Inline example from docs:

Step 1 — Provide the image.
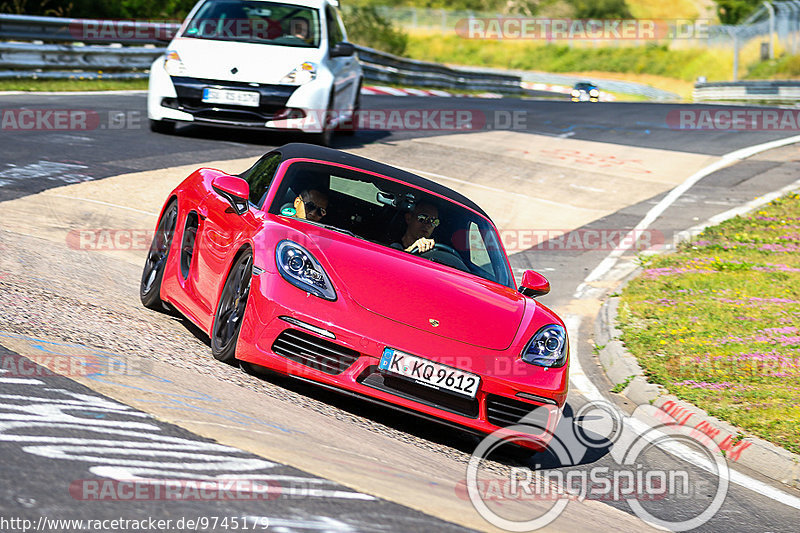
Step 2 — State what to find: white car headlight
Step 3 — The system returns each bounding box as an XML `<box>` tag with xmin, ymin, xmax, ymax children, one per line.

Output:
<box><xmin>589</xmin><ymin>89</ymin><xmax>599</xmax><ymax>97</ymax></box>
<box><xmin>281</xmin><ymin>62</ymin><xmax>317</xmax><ymax>85</ymax></box>
<box><xmin>163</xmin><ymin>50</ymin><xmax>187</xmax><ymax>76</ymax></box>
<box><xmin>571</xmin><ymin>90</ymin><xmax>580</xmax><ymax>97</ymax></box>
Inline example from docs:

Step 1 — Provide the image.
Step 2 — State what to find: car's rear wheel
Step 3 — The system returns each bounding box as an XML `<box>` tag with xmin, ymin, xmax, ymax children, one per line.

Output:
<box><xmin>211</xmin><ymin>251</ymin><xmax>253</xmax><ymax>364</ymax></box>
<box><xmin>140</xmin><ymin>200</ymin><xmax>178</xmax><ymax>310</ymax></box>
<box><xmin>149</xmin><ymin>119</ymin><xmax>175</xmax><ymax>134</ymax></box>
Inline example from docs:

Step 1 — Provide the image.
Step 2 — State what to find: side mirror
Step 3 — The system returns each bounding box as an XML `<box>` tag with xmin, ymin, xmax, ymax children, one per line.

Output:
<box><xmin>330</xmin><ymin>42</ymin><xmax>355</xmax><ymax>58</ymax></box>
<box><xmin>212</xmin><ymin>175</ymin><xmax>250</xmax><ymax>215</ymax></box>
<box><xmin>518</xmin><ymin>270</ymin><xmax>550</xmax><ymax>298</ymax></box>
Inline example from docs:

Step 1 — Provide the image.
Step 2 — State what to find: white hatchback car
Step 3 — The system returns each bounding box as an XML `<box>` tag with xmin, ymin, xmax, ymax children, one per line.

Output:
<box><xmin>147</xmin><ymin>0</ymin><xmax>362</xmax><ymax>145</ymax></box>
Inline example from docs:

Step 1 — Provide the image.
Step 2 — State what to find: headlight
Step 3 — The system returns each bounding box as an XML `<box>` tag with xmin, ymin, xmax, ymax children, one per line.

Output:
<box><xmin>281</xmin><ymin>62</ymin><xmax>317</xmax><ymax>85</ymax></box>
<box><xmin>589</xmin><ymin>89</ymin><xmax>599</xmax><ymax>97</ymax></box>
<box><xmin>163</xmin><ymin>50</ymin><xmax>187</xmax><ymax>76</ymax></box>
<box><xmin>571</xmin><ymin>90</ymin><xmax>580</xmax><ymax>97</ymax></box>
<box><xmin>275</xmin><ymin>240</ymin><xmax>336</xmax><ymax>300</ymax></box>
<box><xmin>521</xmin><ymin>324</ymin><xmax>568</xmax><ymax>368</ymax></box>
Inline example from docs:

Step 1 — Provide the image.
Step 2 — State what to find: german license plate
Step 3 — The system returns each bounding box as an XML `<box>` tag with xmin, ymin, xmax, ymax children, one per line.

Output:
<box><xmin>379</xmin><ymin>347</ymin><xmax>480</xmax><ymax>398</ymax></box>
<box><xmin>202</xmin><ymin>88</ymin><xmax>260</xmax><ymax>107</ymax></box>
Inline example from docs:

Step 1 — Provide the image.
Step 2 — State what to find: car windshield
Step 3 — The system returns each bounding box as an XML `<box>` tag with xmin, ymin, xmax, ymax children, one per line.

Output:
<box><xmin>264</xmin><ymin>161</ymin><xmax>514</xmax><ymax>288</ymax></box>
<box><xmin>575</xmin><ymin>83</ymin><xmax>595</xmax><ymax>90</ymax></box>
<box><xmin>182</xmin><ymin>0</ymin><xmax>321</xmax><ymax>48</ymax></box>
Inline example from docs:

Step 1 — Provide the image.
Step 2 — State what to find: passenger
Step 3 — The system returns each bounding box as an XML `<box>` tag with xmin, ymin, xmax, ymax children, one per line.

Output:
<box><xmin>392</xmin><ymin>202</ymin><xmax>439</xmax><ymax>253</ymax></box>
<box><xmin>293</xmin><ymin>188</ymin><xmax>328</xmax><ymax>222</ymax></box>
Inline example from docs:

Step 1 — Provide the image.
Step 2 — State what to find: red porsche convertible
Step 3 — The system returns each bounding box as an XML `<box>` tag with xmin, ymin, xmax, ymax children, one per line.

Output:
<box><xmin>141</xmin><ymin>144</ymin><xmax>569</xmax><ymax>450</ymax></box>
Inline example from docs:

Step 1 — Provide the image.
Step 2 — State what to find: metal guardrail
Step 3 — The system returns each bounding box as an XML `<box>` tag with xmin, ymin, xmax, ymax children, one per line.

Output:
<box><xmin>694</xmin><ymin>81</ymin><xmax>800</xmax><ymax>102</ymax></box>
<box><xmin>0</xmin><ymin>13</ymin><xmax>522</xmax><ymax>93</ymax></box>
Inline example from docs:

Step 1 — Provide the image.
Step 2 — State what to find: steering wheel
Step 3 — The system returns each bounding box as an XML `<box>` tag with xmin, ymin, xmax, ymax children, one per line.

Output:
<box><xmin>408</xmin><ymin>242</ymin><xmax>458</xmax><ymax>255</ymax></box>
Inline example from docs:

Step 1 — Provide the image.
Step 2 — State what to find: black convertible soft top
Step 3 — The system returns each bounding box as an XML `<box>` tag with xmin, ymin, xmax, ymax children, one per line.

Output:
<box><xmin>272</xmin><ymin>143</ymin><xmax>490</xmax><ymax>219</ymax></box>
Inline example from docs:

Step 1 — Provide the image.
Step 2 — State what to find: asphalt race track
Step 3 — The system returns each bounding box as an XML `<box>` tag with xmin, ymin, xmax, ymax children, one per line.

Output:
<box><xmin>1</xmin><ymin>91</ymin><xmax>800</xmax><ymax>532</ymax></box>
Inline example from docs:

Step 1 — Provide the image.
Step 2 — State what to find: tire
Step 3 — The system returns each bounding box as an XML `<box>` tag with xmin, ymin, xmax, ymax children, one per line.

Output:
<box><xmin>211</xmin><ymin>251</ymin><xmax>253</xmax><ymax>364</ymax></box>
<box><xmin>309</xmin><ymin>94</ymin><xmax>334</xmax><ymax>147</ymax></box>
<box><xmin>341</xmin><ymin>80</ymin><xmax>361</xmax><ymax>136</ymax></box>
<box><xmin>140</xmin><ymin>200</ymin><xmax>178</xmax><ymax>310</ymax></box>
<box><xmin>149</xmin><ymin>119</ymin><xmax>175</xmax><ymax>134</ymax></box>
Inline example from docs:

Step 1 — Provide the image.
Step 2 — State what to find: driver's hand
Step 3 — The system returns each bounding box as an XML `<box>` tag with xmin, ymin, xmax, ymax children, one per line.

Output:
<box><xmin>407</xmin><ymin>237</ymin><xmax>434</xmax><ymax>253</ymax></box>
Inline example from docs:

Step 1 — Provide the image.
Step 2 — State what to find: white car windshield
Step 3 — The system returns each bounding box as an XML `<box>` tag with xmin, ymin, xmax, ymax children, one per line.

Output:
<box><xmin>264</xmin><ymin>161</ymin><xmax>515</xmax><ymax>289</ymax></box>
<box><xmin>183</xmin><ymin>0</ymin><xmax>321</xmax><ymax>48</ymax></box>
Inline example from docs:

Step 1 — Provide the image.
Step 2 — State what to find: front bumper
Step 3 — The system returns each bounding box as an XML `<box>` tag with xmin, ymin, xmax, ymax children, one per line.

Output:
<box><xmin>159</xmin><ymin>76</ymin><xmax>299</xmax><ymax>128</ymax></box>
<box><xmin>236</xmin><ymin>272</ymin><xmax>568</xmax><ymax>449</ymax></box>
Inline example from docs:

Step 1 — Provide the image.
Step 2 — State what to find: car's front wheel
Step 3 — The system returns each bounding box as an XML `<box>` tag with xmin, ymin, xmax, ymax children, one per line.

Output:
<box><xmin>309</xmin><ymin>94</ymin><xmax>335</xmax><ymax>147</ymax></box>
<box><xmin>140</xmin><ymin>200</ymin><xmax>178</xmax><ymax>310</ymax></box>
<box><xmin>211</xmin><ymin>251</ymin><xmax>253</xmax><ymax>364</ymax></box>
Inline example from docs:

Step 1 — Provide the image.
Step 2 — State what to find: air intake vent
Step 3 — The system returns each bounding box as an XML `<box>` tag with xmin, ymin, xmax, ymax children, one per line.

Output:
<box><xmin>485</xmin><ymin>394</ymin><xmax>550</xmax><ymax>432</ymax></box>
<box><xmin>359</xmin><ymin>368</ymin><xmax>479</xmax><ymax>418</ymax></box>
<box><xmin>271</xmin><ymin>329</ymin><xmax>360</xmax><ymax>375</ymax></box>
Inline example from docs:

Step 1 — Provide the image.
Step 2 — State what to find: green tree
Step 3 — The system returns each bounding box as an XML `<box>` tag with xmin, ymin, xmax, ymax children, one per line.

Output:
<box><xmin>568</xmin><ymin>0</ymin><xmax>632</xmax><ymax>19</ymax></box>
<box><xmin>342</xmin><ymin>5</ymin><xmax>408</xmax><ymax>55</ymax></box>
<box><xmin>713</xmin><ymin>0</ymin><xmax>762</xmax><ymax>24</ymax></box>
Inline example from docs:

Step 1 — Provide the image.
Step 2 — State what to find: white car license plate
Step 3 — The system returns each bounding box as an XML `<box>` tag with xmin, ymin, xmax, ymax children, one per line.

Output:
<box><xmin>379</xmin><ymin>348</ymin><xmax>480</xmax><ymax>398</ymax></box>
<box><xmin>202</xmin><ymin>88</ymin><xmax>260</xmax><ymax>107</ymax></box>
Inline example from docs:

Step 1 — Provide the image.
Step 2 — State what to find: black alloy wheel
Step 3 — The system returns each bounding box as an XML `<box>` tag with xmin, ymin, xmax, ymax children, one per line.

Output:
<box><xmin>211</xmin><ymin>251</ymin><xmax>253</xmax><ymax>363</ymax></box>
<box><xmin>140</xmin><ymin>201</ymin><xmax>178</xmax><ymax>310</ymax></box>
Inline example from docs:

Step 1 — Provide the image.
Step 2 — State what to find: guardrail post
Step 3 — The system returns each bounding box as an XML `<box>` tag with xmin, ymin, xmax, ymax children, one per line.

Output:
<box><xmin>764</xmin><ymin>1</ymin><xmax>776</xmax><ymax>58</ymax></box>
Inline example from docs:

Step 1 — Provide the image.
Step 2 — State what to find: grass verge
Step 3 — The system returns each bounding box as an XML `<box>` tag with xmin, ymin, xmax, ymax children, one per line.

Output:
<box><xmin>0</xmin><ymin>79</ymin><xmax>148</xmax><ymax>92</ymax></box>
<box><xmin>405</xmin><ymin>33</ymin><xmax>732</xmax><ymax>82</ymax></box>
<box><xmin>617</xmin><ymin>192</ymin><xmax>800</xmax><ymax>455</ymax></box>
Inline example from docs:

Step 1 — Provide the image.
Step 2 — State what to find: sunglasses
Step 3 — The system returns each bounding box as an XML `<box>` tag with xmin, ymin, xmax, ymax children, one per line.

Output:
<box><xmin>416</xmin><ymin>214</ymin><xmax>440</xmax><ymax>227</ymax></box>
<box><xmin>304</xmin><ymin>201</ymin><xmax>326</xmax><ymax>217</ymax></box>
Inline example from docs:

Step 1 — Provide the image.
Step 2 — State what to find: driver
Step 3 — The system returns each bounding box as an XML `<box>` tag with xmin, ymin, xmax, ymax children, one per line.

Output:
<box><xmin>392</xmin><ymin>202</ymin><xmax>439</xmax><ymax>253</ymax></box>
<box><xmin>293</xmin><ymin>188</ymin><xmax>328</xmax><ymax>222</ymax></box>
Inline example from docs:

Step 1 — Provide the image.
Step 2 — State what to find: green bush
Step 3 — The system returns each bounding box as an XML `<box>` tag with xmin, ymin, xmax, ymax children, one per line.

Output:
<box><xmin>568</xmin><ymin>0</ymin><xmax>632</xmax><ymax>19</ymax></box>
<box><xmin>341</xmin><ymin>5</ymin><xmax>409</xmax><ymax>56</ymax></box>
<box><xmin>406</xmin><ymin>34</ymin><xmax>730</xmax><ymax>81</ymax></box>
<box><xmin>713</xmin><ymin>0</ymin><xmax>761</xmax><ymax>24</ymax></box>
<box><xmin>745</xmin><ymin>54</ymin><xmax>800</xmax><ymax>79</ymax></box>
<box><xmin>0</xmin><ymin>0</ymin><xmax>197</xmax><ymax>18</ymax></box>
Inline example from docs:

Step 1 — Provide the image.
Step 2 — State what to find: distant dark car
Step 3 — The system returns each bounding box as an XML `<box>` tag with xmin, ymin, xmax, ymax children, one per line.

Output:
<box><xmin>571</xmin><ymin>82</ymin><xmax>599</xmax><ymax>102</ymax></box>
